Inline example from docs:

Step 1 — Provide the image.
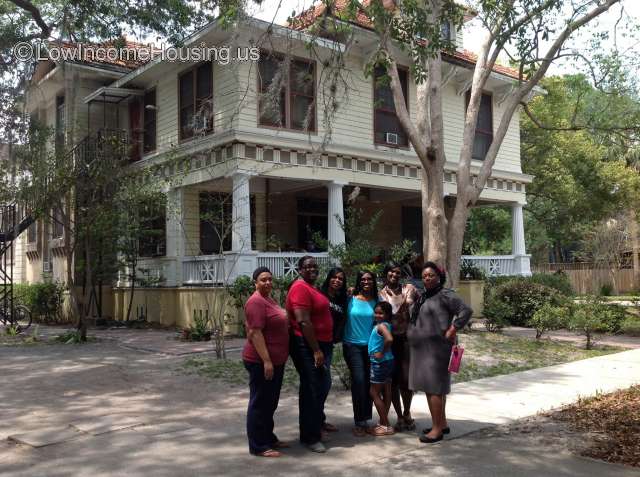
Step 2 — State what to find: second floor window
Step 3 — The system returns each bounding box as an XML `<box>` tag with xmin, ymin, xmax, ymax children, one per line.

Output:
<box><xmin>143</xmin><ymin>89</ymin><xmax>157</xmax><ymax>153</ymax></box>
<box><xmin>55</xmin><ymin>96</ymin><xmax>65</xmax><ymax>152</ymax></box>
<box><xmin>27</xmin><ymin>221</ymin><xmax>37</xmax><ymax>244</ymax></box>
<box><xmin>258</xmin><ymin>53</ymin><xmax>316</xmax><ymax>131</ymax></box>
<box><xmin>466</xmin><ymin>91</ymin><xmax>493</xmax><ymax>160</ymax></box>
<box><xmin>52</xmin><ymin>206</ymin><xmax>64</xmax><ymax>239</ymax></box>
<box><xmin>374</xmin><ymin>66</ymin><xmax>409</xmax><ymax>147</ymax></box>
<box><xmin>179</xmin><ymin>62</ymin><xmax>213</xmax><ymax>141</ymax></box>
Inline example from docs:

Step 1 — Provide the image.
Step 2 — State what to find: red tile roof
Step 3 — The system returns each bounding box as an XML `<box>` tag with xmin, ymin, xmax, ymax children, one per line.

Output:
<box><xmin>288</xmin><ymin>1</ymin><xmax>520</xmax><ymax>80</ymax></box>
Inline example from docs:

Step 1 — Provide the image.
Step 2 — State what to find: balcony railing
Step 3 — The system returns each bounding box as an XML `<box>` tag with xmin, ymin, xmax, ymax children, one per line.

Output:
<box><xmin>461</xmin><ymin>255</ymin><xmax>518</xmax><ymax>277</ymax></box>
<box><xmin>256</xmin><ymin>253</ymin><xmax>331</xmax><ymax>279</ymax></box>
<box><xmin>183</xmin><ymin>256</ymin><xmax>226</xmax><ymax>285</ymax></box>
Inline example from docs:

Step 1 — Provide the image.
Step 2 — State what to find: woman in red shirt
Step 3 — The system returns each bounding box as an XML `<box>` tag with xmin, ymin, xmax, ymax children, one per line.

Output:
<box><xmin>243</xmin><ymin>266</ymin><xmax>290</xmax><ymax>457</ymax></box>
<box><xmin>286</xmin><ymin>255</ymin><xmax>333</xmax><ymax>453</ymax></box>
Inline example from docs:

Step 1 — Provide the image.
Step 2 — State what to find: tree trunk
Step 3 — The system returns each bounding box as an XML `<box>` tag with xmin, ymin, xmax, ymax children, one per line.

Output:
<box><xmin>446</xmin><ymin>198</ymin><xmax>471</xmax><ymax>288</ymax></box>
<box><xmin>126</xmin><ymin>257</ymin><xmax>137</xmax><ymax>321</ymax></box>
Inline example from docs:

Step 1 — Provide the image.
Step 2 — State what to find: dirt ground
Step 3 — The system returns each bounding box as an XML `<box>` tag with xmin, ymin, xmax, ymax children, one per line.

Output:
<box><xmin>2</xmin><ymin>329</ymin><xmax>639</xmax><ymax>476</ymax></box>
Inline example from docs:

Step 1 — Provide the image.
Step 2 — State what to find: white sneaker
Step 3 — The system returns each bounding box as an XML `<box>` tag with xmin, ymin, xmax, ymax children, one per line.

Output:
<box><xmin>306</xmin><ymin>441</ymin><xmax>327</xmax><ymax>453</ymax></box>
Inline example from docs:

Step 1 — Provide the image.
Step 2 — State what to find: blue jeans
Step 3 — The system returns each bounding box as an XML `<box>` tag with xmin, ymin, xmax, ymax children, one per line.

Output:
<box><xmin>244</xmin><ymin>361</ymin><xmax>285</xmax><ymax>454</ymax></box>
<box><xmin>342</xmin><ymin>342</ymin><xmax>372</xmax><ymax>425</ymax></box>
<box><xmin>290</xmin><ymin>335</ymin><xmax>333</xmax><ymax>444</ymax></box>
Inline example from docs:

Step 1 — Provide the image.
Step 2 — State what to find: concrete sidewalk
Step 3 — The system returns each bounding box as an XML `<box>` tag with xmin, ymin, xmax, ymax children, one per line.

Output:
<box><xmin>2</xmin><ymin>342</ymin><xmax>639</xmax><ymax>476</ymax></box>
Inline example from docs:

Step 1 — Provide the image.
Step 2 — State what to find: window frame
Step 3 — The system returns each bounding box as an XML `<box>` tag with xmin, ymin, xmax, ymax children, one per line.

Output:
<box><xmin>178</xmin><ymin>61</ymin><xmax>214</xmax><ymax>142</ymax></box>
<box><xmin>465</xmin><ymin>90</ymin><xmax>494</xmax><ymax>161</ymax></box>
<box><xmin>257</xmin><ymin>51</ymin><xmax>317</xmax><ymax>133</ymax></box>
<box><xmin>142</xmin><ymin>88</ymin><xmax>157</xmax><ymax>154</ymax></box>
<box><xmin>373</xmin><ymin>65</ymin><xmax>410</xmax><ymax>148</ymax></box>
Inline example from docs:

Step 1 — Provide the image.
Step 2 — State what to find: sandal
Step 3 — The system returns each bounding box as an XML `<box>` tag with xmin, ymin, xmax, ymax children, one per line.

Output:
<box><xmin>255</xmin><ymin>449</ymin><xmax>282</xmax><ymax>457</ymax></box>
<box><xmin>368</xmin><ymin>424</ymin><xmax>395</xmax><ymax>436</ymax></box>
<box><xmin>272</xmin><ymin>441</ymin><xmax>290</xmax><ymax>449</ymax></box>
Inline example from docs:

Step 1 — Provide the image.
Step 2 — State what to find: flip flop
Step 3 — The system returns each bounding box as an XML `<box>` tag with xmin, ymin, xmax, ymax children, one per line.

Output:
<box><xmin>255</xmin><ymin>449</ymin><xmax>282</xmax><ymax>457</ymax></box>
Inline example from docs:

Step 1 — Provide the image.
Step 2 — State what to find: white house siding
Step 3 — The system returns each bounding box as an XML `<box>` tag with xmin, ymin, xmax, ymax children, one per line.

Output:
<box><xmin>182</xmin><ymin>188</ymin><xmax>201</xmax><ymax>256</ymax></box>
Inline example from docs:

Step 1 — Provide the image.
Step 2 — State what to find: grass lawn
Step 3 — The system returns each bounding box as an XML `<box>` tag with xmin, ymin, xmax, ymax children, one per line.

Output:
<box><xmin>181</xmin><ymin>330</ymin><xmax>623</xmax><ymax>390</ymax></box>
<box><xmin>551</xmin><ymin>385</ymin><xmax>640</xmax><ymax>468</ymax></box>
<box><xmin>453</xmin><ymin>330</ymin><xmax>621</xmax><ymax>383</ymax></box>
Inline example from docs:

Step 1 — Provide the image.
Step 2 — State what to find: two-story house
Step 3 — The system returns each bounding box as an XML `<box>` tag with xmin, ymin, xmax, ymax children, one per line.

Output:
<box><xmin>20</xmin><ymin>6</ymin><xmax>533</xmax><ymax>327</ymax></box>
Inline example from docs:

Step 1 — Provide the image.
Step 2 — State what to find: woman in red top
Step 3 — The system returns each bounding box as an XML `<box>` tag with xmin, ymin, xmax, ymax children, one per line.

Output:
<box><xmin>243</xmin><ymin>266</ymin><xmax>290</xmax><ymax>457</ymax></box>
<box><xmin>286</xmin><ymin>255</ymin><xmax>333</xmax><ymax>453</ymax></box>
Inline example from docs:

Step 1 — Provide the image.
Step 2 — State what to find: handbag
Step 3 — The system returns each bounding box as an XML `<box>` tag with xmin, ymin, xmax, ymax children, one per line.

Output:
<box><xmin>448</xmin><ymin>344</ymin><xmax>464</xmax><ymax>373</ymax></box>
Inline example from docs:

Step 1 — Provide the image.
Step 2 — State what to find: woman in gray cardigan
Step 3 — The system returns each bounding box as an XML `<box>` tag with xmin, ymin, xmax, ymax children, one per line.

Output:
<box><xmin>407</xmin><ymin>261</ymin><xmax>473</xmax><ymax>444</ymax></box>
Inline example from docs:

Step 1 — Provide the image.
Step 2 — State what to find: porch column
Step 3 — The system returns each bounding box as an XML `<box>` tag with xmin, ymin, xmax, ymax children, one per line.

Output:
<box><xmin>252</xmin><ymin>178</ymin><xmax>267</xmax><ymax>252</ymax></box>
<box><xmin>165</xmin><ymin>187</ymin><xmax>185</xmax><ymax>286</ymax></box>
<box><xmin>229</xmin><ymin>170</ymin><xmax>257</xmax><ymax>281</ymax></box>
<box><xmin>327</xmin><ymin>181</ymin><xmax>346</xmax><ymax>247</ymax></box>
<box><xmin>511</xmin><ymin>202</ymin><xmax>532</xmax><ymax>276</ymax></box>
<box><xmin>232</xmin><ymin>171</ymin><xmax>252</xmax><ymax>252</ymax></box>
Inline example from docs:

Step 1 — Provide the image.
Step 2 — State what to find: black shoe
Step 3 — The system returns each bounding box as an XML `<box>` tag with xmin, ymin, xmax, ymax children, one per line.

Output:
<box><xmin>422</xmin><ymin>427</ymin><xmax>450</xmax><ymax>435</ymax></box>
<box><xmin>419</xmin><ymin>433</ymin><xmax>444</xmax><ymax>444</ymax></box>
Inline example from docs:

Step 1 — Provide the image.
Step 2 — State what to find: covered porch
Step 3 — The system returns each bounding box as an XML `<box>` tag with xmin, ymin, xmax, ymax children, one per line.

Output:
<box><xmin>119</xmin><ymin>169</ymin><xmax>531</xmax><ymax>287</ymax></box>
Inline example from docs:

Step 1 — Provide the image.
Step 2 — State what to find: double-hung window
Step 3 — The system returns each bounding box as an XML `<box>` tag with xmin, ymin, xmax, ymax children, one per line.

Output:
<box><xmin>373</xmin><ymin>66</ymin><xmax>409</xmax><ymax>147</ymax></box>
<box><xmin>466</xmin><ymin>91</ymin><xmax>493</xmax><ymax>160</ymax></box>
<box><xmin>179</xmin><ymin>62</ymin><xmax>213</xmax><ymax>141</ymax></box>
<box><xmin>258</xmin><ymin>53</ymin><xmax>316</xmax><ymax>131</ymax></box>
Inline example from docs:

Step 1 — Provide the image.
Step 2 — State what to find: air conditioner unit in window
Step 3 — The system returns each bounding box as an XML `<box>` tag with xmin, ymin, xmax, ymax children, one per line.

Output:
<box><xmin>386</xmin><ymin>132</ymin><xmax>399</xmax><ymax>145</ymax></box>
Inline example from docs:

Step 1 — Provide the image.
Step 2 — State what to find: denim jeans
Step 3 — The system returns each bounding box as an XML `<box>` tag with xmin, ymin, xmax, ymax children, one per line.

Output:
<box><xmin>321</xmin><ymin>343</ymin><xmax>334</xmax><ymax>426</ymax></box>
<box><xmin>290</xmin><ymin>335</ymin><xmax>333</xmax><ymax>444</ymax></box>
<box><xmin>342</xmin><ymin>341</ymin><xmax>372</xmax><ymax>425</ymax></box>
<box><xmin>244</xmin><ymin>361</ymin><xmax>285</xmax><ymax>454</ymax></box>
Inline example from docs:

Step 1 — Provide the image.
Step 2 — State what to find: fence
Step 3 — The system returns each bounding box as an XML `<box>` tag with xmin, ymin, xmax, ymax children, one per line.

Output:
<box><xmin>532</xmin><ymin>263</ymin><xmax>638</xmax><ymax>295</ymax></box>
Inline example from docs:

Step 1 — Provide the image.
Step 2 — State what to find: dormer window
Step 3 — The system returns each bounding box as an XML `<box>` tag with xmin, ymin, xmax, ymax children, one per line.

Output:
<box><xmin>373</xmin><ymin>65</ymin><xmax>409</xmax><ymax>147</ymax></box>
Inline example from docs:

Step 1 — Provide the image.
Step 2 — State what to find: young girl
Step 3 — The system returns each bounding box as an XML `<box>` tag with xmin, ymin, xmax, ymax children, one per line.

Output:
<box><xmin>367</xmin><ymin>301</ymin><xmax>395</xmax><ymax>436</ymax></box>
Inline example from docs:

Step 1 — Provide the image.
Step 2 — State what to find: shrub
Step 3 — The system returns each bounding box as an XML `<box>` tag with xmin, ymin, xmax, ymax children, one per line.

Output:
<box><xmin>567</xmin><ymin>296</ymin><xmax>624</xmax><ymax>349</ymax></box>
<box><xmin>530</xmin><ymin>272</ymin><xmax>574</xmax><ymax>296</ymax></box>
<box><xmin>530</xmin><ymin>304</ymin><xmax>570</xmax><ymax>339</ymax></box>
<box><xmin>599</xmin><ymin>283</ymin><xmax>613</xmax><ymax>296</ymax></box>
<box><xmin>490</xmin><ymin>279</ymin><xmax>567</xmax><ymax>327</ymax></box>
<box><xmin>14</xmin><ymin>281</ymin><xmax>65</xmax><ymax>323</ymax></box>
<box><xmin>273</xmin><ymin>275</ymin><xmax>295</xmax><ymax>308</ymax></box>
<box><xmin>226</xmin><ymin>275</ymin><xmax>254</xmax><ymax>309</ymax></box>
<box><xmin>482</xmin><ymin>294</ymin><xmax>512</xmax><ymax>332</ymax></box>
<box><xmin>621</xmin><ymin>316</ymin><xmax>640</xmax><ymax>336</ymax></box>
<box><xmin>460</xmin><ymin>261</ymin><xmax>486</xmax><ymax>281</ymax></box>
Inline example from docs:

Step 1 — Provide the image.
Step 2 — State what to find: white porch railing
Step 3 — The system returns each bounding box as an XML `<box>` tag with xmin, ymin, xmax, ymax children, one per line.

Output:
<box><xmin>461</xmin><ymin>255</ymin><xmax>521</xmax><ymax>277</ymax></box>
<box><xmin>256</xmin><ymin>253</ymin><xmax>331</xmax><ymax>279</ymax></box>
<box><xmin>182</xmin><ymin>256</ymin><xmax>226</xmax><ymax>285</ymax></box>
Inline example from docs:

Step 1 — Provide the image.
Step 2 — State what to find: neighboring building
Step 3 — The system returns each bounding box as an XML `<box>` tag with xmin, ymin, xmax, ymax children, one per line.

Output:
<box><xmin>20</xmin><ymin>7</ymin><xmax>534</xmax><ymax>326</ymax></box>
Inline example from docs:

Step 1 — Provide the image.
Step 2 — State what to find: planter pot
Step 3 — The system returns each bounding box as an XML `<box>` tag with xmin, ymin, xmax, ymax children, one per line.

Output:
<box><xmin>456</xmin><ymin>280</ymin><xmax>485</xmax><ymax>318</ymax></box>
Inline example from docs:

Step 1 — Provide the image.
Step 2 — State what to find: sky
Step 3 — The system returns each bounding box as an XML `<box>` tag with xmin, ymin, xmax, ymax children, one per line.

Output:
<box><xmin>246</xmin><ymin>0</ymin><xmax>640</xmax><ymax>76</ymax></box>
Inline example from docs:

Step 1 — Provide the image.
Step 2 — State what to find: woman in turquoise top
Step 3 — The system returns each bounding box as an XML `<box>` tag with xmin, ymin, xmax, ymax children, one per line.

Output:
<box><xmin>342</xmin><ymin>270</ymin><xmax>378</xmax><ymax>436</ymax></box>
